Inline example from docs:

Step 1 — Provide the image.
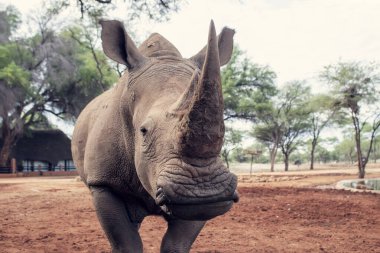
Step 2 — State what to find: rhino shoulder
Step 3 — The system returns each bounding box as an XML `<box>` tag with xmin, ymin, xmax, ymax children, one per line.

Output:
<box><xmin>72</xmin><ymin>88</ymin><xmax>120</xmax><ymax>180</ymax></box>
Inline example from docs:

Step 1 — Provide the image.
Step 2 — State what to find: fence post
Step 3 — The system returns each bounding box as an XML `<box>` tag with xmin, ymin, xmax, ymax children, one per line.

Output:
<box><xmin>11</xmin><ymin>158</ymin><xmax>16</xmax><ymax>174</ymax></box>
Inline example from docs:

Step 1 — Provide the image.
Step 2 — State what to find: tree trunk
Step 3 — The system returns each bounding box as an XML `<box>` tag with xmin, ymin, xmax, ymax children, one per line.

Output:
<box><xmin>250</xmin><ymin>155</ymin><xmax>254</xmax><ymax>176</ymax></box>
<box><xmin>352</xmin><ymin>114</ymin><xmax>365</xmax><ymax>178</ymax></box>
<box><xmin>0</xmin><ymin>133</ymin><xmax>16</xmax><ymax>167</ymax></box>
<box><xmin>269</xmin><ymin>145</ymin><xmax>278</xmax><ymax>172</ymax></box>
<box><xmin>284</xmin><ymin>153</ymin><xmax>289</xmax><ymax>172</ymax></box>
<box><xmin>373</xmin><ymin>138</ymin><xmax>377</xmax><ymax>163</ymax></box>
<box><xmin>225</xmin><ymin>157</ymin><xmax>229</xmax><ymax>169</ymax></box>
<box><xmin>310</xmin><ymin>138</ymin><xmax>317</xmax><ymax>170</ymax></box>
<box><xmin>222</xmin><ymin>150</ymin><xmax>230</xmax><ymax>169</ymax></box>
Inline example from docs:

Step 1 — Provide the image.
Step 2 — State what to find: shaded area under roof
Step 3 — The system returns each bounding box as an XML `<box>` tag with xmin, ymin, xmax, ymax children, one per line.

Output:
<box><xmin>0</xmin><ymin>129</ymin><xmax>72</xmax><ymax>166</ymax></box>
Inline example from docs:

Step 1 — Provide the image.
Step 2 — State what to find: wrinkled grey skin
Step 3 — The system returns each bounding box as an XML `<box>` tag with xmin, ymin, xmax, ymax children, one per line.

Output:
<box><xmin>71</xmin><ymin>20</ymin><xmax>238</xmax><ymax>253</ymax></box>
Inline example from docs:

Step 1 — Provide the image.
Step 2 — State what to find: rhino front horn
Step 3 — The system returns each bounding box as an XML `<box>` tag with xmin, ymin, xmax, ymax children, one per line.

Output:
<box><xmin>178</xmin><ymin>20</ymin><xmax>225</xmax><ymax>159</ymax></box>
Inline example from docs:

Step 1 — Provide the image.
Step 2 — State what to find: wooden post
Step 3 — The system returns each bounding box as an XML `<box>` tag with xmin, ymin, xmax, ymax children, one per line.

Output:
<box><xmin>11</xmin><ymin>158</ymin><xmax>16</xmax><ymax>174</ymax></box>
<box><xmin>244</xmin><ymin>149</ymin><xmax>263</xmax><ymax>176</ymax></box>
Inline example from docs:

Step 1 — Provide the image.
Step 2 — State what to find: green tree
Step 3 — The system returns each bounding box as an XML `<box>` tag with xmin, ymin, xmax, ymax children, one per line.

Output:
<box><xmin>307</xmin><ymin>137</ymin><xmax>339</xmax><ymax>164</ymax></box>
<box><xmin>361</xmin><ymin>123</ymin><xmax>380</xmax><ymax>163</ymax></box>
<box><xmin>222</xmin><ymin>46</ymin><xmax>277</xmax><ymax>120</ymax></box>
<box><xmin>278</xmin><ymin>81</ymin><xmax>311</xmax><ymax>171</ymax></box>
<box><xmin>221</xmin><ymin>46</ymin><xmax>278</xmax><ymax>171</ymax></box>
<box><xmin>221</xmin><ymin>126</ymin><xmax>243</xmax><ymax>169</ymax></box>
<box><xmin>253</xmin><ymin>81</ymin><xmax>311</xmax><ymax>172</ymax></box>
<box><xmin>333</xmin><ymin>137</ymin><xmax>356</xmax><ymax>163</ymax></box>
<box><xmin>252</xmin><ymin>81</ymin><xmax>310</xmax><ymax>171</ymax></box>
<box><xmin>314</xmin><ymin>145</ymin><xmax>332</xmax><ymax>163</ymax></box>
<box><xmin>76</xmin><ymin>0</ymin><xmax>184</xmax><ymax>21</ymax></box>
<box><xmin>253</xmin><ymin>117</ymin><xmax>282</xmax><ymax>172</ymax></box>
<box><xmin>0</xmin><ymin>4</ymin><xmax>117</xmax><ymax>166</ymax></box>
<box><xmin>306</xmin><ymin>94</ymin><xmax>338</xmax><ymax>170</ymax></box>
<box><xmin>371</xmin><ymin>135</ymin><xmax>380</xmax><ymax>163</ymax></box>
<box><xmin>0</xmin><ymin>5</ymin><xmax>21</xmax><ymax>42</ymax></box>
<box><xmin>321</xmin><ymin>61</ymin><xmax>380</xmax><ymax>178</ymax></box>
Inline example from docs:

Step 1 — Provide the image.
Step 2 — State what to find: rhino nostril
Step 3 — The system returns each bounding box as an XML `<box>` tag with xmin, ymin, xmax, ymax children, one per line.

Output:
<box><xmin>233</xmin><ymin>191</ymin><xmax>239</xmax><ymax>203</ymax></box>
<box><xmin>155</xmin><ymin>187</ymin><xmax>168</xmax><ymax>206</ymax></box>
<box><xmin>156</xmin><ymin>187</ymin><xmax>163</xmax><ymax>197</ymax></box>
<box><xmin>161</xmin><ymin>204</ymin><xmax>171</xmax><ymax>215</ymax></box>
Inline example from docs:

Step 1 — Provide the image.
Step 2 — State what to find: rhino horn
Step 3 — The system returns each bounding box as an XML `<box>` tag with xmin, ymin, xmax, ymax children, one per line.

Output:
<box><xmin>177</xmin><ymin>20</ymin><xmax>225</xmax><ymax>159</ymax></box>
<box><xmin>99</xmin><ymin>20</ymin><xmax>146</xmax><ymax>70</ymax></box>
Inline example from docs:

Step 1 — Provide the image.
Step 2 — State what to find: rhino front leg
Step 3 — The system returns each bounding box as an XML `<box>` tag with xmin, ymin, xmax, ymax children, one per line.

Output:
<box><xmin>160</xmin><ymin>219</ymin><xmax>206</xmax><ymax>253</ymax></box>
<box><xmin>90</xmin><ymin>186</ymin><xmax>143</xmax><ymax>253</ymax></box>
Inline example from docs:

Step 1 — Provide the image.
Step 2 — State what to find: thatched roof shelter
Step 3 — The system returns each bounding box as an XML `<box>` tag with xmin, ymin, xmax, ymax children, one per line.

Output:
<box><xmin>1</xmin><ymin>129</ymin><xmax>72</xmax><ymax>167</ymax></box>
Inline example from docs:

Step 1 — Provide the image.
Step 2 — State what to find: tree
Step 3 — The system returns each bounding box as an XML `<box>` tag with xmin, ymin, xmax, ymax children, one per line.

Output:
<box><xmin>76</xmin><ymin>0</ymin><xmax>184</xmax><ymax>21</ymax></box>
<box><xmin>371</xmin><ymin>135</ymin><xmax>380</xmax><ymax>163</ymax></box>
<box><xmin>253</xmin><ymin>81</ymin><xmax>311</xmax><ymax>172</ymax></box>
<box><xmin>253</xmin><ymin>117</ymin><xmax>283</xmax><ymax>172</ymax></box>
<box><xmin>277</xmin><ymin>81</ymin><xmax>311</xmax><ymax>171</ymax></box>
<box><xmin>321</xmin><ymin>61</ymin><xmax>380</xmax><ymax>178</ymax></box>
<box><xmin>221</xmin><ymin>126</ymin><xmax>243</xmax><ymax>169</ymax></box>
<box><xmin>361</xmin><ymin>123</ymin><xmax>380</xmax><ymax>163</ymax></box>
<box><xmin>313</xmin><ymin>145</ymin><xmax>329</xmax><ymax>164</ymax></box>
<box><xmin>221</xmin><ymin>46</ymin><xmax>277</xmax><ymax>121</ymax></box>
<box><xmin>308</xmin><ymin>137</ymin><xmax>339</xmax><ymax>164</ymax></box>
<box><xmin>306</xmin><ymin>94</ymin><xmax>337</xmax><ymax>170</ymax></box>
<box><xmin>0</xmin><ymin>5</ymin><xmax>21</xmax><ymax>43</ymax></box>
<box><xmin>0</xmin><ymin>4</ymin><xmax>117</xmax><ymax>166</ymax></box>
<box><xmin>333</xmin><ymin>137</ymin><xmax>356</xmax><ymax>163</ymax></box>
<box><xmin>221</xmin><ymin>46</ymin><xmax>277</xmax><ymax>171</ymax></box>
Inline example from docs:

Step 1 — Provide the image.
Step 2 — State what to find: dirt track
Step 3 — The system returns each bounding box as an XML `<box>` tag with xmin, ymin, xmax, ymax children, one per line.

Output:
<box><xmin>0</xmin><ymin>175</ymin><xmax>379</xmax><ymax>253</ymax></box>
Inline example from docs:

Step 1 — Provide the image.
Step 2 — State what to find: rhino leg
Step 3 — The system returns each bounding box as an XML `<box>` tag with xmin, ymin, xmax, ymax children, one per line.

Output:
<box><xmin>90</xmin><ymin>186</ymin><xmax>143</xmax><ymax>253</ymax></box>
<box><xmin>160</xmin><ymin>219</ymin><xmax>206</xmax><ymax>253</ymax></box>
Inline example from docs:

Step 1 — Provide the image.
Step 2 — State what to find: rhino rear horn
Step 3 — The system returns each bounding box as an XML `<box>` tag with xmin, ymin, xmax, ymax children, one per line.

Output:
<box><xmin>190</xmin><ymin>25</ymin><xmax>235</xmax><ymax>68</ymax></box>
<box><xmin>99</xmin><ymin>20</ymin><xmax>146</xmax><ymax>70</ymax></box>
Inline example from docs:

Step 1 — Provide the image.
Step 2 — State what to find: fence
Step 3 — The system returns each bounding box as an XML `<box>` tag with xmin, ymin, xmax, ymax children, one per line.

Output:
<box><xmin>0</xmin><ymin>166</ymin><xmax>12</xmax><ymax>174</ymax></box>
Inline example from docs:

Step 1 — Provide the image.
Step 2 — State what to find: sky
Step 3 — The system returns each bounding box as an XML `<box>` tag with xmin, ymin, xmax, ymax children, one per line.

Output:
<box><xmin>122</xmin><ymin>0</ymin><xmax>380</xmax><ymax>87</ymax></box>
<box><xmin>1</xmin><ymin>0</ymin><xmax>380</xmax><ymax>137</ymax></box>
<box><xmin>2</xmin><ymin>0</ymin><xmax>380</xmax><ymax>87</ymax></box>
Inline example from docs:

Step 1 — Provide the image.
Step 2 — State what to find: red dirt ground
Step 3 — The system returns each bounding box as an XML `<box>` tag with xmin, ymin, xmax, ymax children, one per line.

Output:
<box><xmin>0</xmin><ymin>175</ymin><xmax>379</xmax><ymax>253</ymax></box>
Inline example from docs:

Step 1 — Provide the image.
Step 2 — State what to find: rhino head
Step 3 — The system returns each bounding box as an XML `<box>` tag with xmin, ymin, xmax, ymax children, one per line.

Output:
<box><xmin>99</xmin><ymin>20</ymin><xmax>238</xmax><ymax>220</ymax></box>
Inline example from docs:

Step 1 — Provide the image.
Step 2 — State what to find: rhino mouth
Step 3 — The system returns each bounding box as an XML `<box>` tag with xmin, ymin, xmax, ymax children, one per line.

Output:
<box><xmin>155</xmin><ymin>187</ymin><xmax>239</xmax><ymax>206</ymax></box>
<box><xmin>157</xmin><ymin>189</ymin><xmax>239</xmax><ymax>220</ymax></box>
<box><xmin>160</xmin><ymin>199</ymin><xmax>236</xmax><ymax>221</ymax></box>
<box><xmin>155</xmin><ymin>158</ymin><xmax>239</xmax><ymax>220</ymax></box>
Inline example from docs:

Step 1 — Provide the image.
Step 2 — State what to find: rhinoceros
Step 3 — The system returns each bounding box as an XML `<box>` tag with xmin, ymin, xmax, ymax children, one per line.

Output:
<box><xmin>71</xmin><ymin>19</ymin><xmax>238</xmax><ymax>253</ymax></box>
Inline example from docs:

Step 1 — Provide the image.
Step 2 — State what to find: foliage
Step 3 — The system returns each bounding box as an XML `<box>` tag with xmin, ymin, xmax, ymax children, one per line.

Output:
<box><xmin>305</xmin><ymin>93</ymin><xmax>337</xmax><ymax>169</ymax></box>
<box><xmin>252</xmin><ymin>102</ymin><xmax>282</xmax><ymax>171</ymax></box>
<box><xmin>76</xmin><ymin>0</ymin><xmax>184</xmax><ymax>21</ymax></box>
<box><xmin>333</xmin><ymin>137</ymin><xmax>356</xmax><ymax>163</ymax></box>
<box><xmin>321</xmin><ymin>61</ymin><xmax>380</xmax><ymax>178</ymax></box>
<box><xmin>252</xmin><ymin>81</ymin><xmax>311</xmax><ymax>171</ymax></box>
<box><xmin>222</xmin><ymin>46</ymin><xmax>277</xmax><ymax>120</ymax></box>
<box><xmin>277</xmin><ymin>81</ymin><xmax>312</xmax><ymax>171</ymax></box>
<box><xmin>0</xmin><ymin>4</ymin><xmax>117</xmax><ymax>166</ymax></box>
<box><xmin>0</xmin><ymin>6</ymin><xmax>21</xmax><ymax>42</ymax></box>
<box><xmin>0</xmin><ymin>61</ymin><xmax>30</xmax><ymax>89</ymax></box>
<box><xmin>221</xmin><ymin>126</ymin><xmax>243</xmax><ymax>168</ymax></box>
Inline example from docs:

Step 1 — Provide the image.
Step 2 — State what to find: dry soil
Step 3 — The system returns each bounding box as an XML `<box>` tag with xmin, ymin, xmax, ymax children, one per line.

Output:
<box><xmin>0</xmin><ymin>172</ymin><xmax>379</xmax><ymax>253</ymax></box>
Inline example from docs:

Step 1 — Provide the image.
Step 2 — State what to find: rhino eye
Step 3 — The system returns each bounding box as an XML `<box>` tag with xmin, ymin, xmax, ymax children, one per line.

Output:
<box><xmin>140</xmin><ymin>127</ymin><xmax>148</xmax><ymax>136</ymax></box>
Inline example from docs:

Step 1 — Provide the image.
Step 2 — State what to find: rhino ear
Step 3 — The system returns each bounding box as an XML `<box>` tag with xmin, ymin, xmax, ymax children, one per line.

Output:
<box><xmin>190</xmin><ymin>26</ymin><xmax>235</xmax><ymax>68</ymax></box>
<box><xmin>99</xmin><ymin>20</ymin><xmax>146</xmax><ymax>69</ymax></box>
